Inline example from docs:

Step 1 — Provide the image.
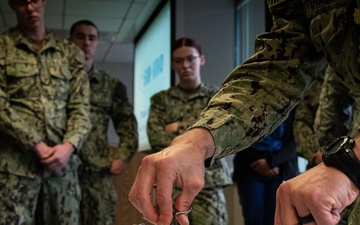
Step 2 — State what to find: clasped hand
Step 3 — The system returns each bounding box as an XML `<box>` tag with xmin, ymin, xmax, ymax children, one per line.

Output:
<box><xmin>35</xmin><ymin>141</ymin><xmax>74</xmax><ymax>172</ymax></box>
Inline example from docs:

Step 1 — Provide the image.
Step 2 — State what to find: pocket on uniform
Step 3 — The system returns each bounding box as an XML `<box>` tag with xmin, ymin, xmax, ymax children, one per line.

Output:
<box><xmin>6</xmin><ymin>62</ymin><xmax>38</xmax><ymax>97</ymax></box>
<box><xmin>309</xmin><ymin>5</ymin><xmax>347</xmax><ymax>51</ymax></box>
<box><xmin>45</xmin><ymin>59</ymin><xmax>72</xmax><ymax>99</ymax></box>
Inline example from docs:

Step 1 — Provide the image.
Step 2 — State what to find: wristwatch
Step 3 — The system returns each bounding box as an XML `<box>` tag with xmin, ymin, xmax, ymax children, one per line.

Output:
<box><xmin>322</xmin><ymin>136</ymin><xmax>360</xmax><ymax>189</ymax></box>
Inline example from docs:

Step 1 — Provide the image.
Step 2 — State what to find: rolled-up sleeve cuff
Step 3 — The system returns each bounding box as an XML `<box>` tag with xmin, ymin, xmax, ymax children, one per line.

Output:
<box><xmin>188</xmin><ymin>108</ymin><xmax>247</xmax><ymax>167</ymax></box>
<box><xmin>64</xmin><ymin>136</ymin><xmax>81</xmax><ymax>153</ymax></box>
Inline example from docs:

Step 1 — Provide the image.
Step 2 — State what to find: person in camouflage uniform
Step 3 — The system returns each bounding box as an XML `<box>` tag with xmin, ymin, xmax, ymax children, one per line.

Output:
<box><xmin>69</xmin><ymin>20</ymin><xmax>138</xmax><ymax>225</ymax></box>
<box><xmin>292</xmin><ymin>68</ymin><xmax>325</xmax><ymax>168</ymax></box>
<box><xmin>146</xmin><ymin>37</ymin><xmax>232</xmax><ymax>225</ymax></box>
<box><xmin>129</xmin><ymin>1</ymin><xmax>360</xmax><ymax>224</ymax></box>
<box><xmin>314</xmin><ymin>66</ymin><xmax>359</xmax><ymax>147</ymax></box>
<box><xmin>294</xmin><ymin>65</ymin><xmax>357</xmax><ymax>225</ymax></box>
<box><xmin>0</xmin><ymin>0</ymin><xmax>91</xmax><ymax>224</ymax></box>
<box><xmin>313</xmin><ymin>66</ymin><xmax>360</xmax><ymax>225</ymax></box>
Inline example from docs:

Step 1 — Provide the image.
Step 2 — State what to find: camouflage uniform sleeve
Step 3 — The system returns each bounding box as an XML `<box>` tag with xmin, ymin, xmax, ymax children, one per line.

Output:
<box><xmin>314</xmin><ymin>66</ymin><xmax>354</xmax><ymax>148</ymax></box>
<box><xmin>0</xmin><ymin>37</ymin><xmax>43</xmax><ymax>150</ymax></box>
<box><xmin>147</xmin><ymin>92</ymin><xmax>177</xmax><ymax>152</ymax></box>
<box><xmin>189</xmin><ymin>0</ymin><xmax>327</xmax><ymax>165</ymax></box>
<box><xmin>292</xmin><ymin>69</ymin><xmax>325</xmax><ymax>162</ymax></box>
<box><xmin>178</xmin><ymin>119</ymin><xmax>199</xmax><ymax>135</ymax></box>
<box><xmin>111</xmin><ymin>81</ymin><xmax>138</xmax><ymax>162</ymax></box>
<box><xmin>62</xmin><ymin>43</ymin><xmax>92</xmax><ymax>150</ymax></box>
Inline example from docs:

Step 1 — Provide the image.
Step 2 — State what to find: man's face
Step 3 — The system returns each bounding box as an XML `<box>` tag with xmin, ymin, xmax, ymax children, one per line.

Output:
<box><xmin>9</xmin><ymin>0</ymin><xmax>46</xmax><ymax>31</ymax></box>
<box><xmin>69</xmin><ymin>24</ymin><xmax>99</xmax><ymax>61</ymax></box>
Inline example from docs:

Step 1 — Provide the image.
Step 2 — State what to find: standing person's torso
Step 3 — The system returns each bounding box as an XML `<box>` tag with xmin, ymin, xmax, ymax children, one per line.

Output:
<box><xmin>79</xmin><ymin>68</ymin><xmax>119</xmax><ymax>171</ymax></box>
<box><xmin>151</xmin><ymin>84</ymin><xmax>233</xmax><ymax>187</ymax></box>
<box><xmin>0</xmin><ymin>28</ymin><xmax>86</xmax><ymax>178</ymax></box>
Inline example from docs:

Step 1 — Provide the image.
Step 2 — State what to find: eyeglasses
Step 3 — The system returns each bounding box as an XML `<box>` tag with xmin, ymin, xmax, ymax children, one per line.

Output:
<box><xmin>11</xmin><ymin>0</ymin><xmax>44</xmax><ymax>9</ymax></box>
<box><xmin>173</xmin><ymin>55</ymin><xmax>198</xmax><ymax>66</ymax></box>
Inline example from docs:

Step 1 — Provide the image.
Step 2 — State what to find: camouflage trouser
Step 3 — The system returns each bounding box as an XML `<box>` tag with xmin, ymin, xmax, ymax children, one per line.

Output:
<box><xmin>173</xmin><ymin>187</ymin><xmax>228</xmax><ymax>225</ymax></box>
<box><xmin>78</xmin><ymin>171</ymin><xmax>117</xmax><ymax>225</ymax></box>
<box><xmin>0</xmin><ymin>169</ymin><xmax>81</xmax><ymax>225</ymax></box>
<box><xmin>348</xmin><ymin>197</ymin><xmax>360</xmax><ymax>225</ymax></box>
<box><xmin>335</xmin><ymin>200</ymin><xmax>355</xmax><ymax>225</ymax></box>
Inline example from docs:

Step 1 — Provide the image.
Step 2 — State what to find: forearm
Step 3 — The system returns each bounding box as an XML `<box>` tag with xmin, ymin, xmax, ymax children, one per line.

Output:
<box><xmin>63</xmin><ymin>55</ymin><xmax>91</xmax><ymax>150</ymax></box>
<box><xmin>190</xmin><ymin>2</ymin><xmax>326</xmax><ymax>165</ymax></box>
<box><xmin>147</xmin><ymin>127</ymin><xmax>177</xmax><ymax>152</ymax></box>
<box><xmin>147</xmin><ymin>105</ymin><xmax>177</xmax><ymax>151</ymax></box>
<box><xmin>0</xmin><ymin>68</ymin><xmax>42</xmax><ymax>149</ymax></box>
<box><xmin>0</xmin><ymin>96</ymin><xmax>43</xmax><ymax>150</ymax></box>
<box><xmin>171</xmin><ymin>128</ymin><xmax>215</xmax><ymax>160</ymax></box>
<box><xmin>116</xmin><ymin>121</ymin><xmax>139</xmax><ymax>162</ymax></box>
<box><xmin>314</xmin><ymin>69</ymin><xmax>353</xmax><ymax>147</ymax></box>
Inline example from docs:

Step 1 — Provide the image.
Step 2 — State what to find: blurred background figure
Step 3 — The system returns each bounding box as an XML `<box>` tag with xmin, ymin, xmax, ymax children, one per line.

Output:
<box><xmin>69</xmin><ymin>20</ymin><xmax>138</xmax><ymax>225</ymax></box>
<box><xmin>146</xmin><ymin>37</ymin><xmax>233</xmax><ymax>225</ymax></box>
<box><xmin>293</xmin><ymin>68</ymin><xmax>325</xmax><ymax>169</ymax></box>
<box><xmin>0</xmin><ymin>0</ymin><xmax>91</xmax><ymax>224</ymax></box>
<box><xmin>233</xmin><ymin>109</ymin><xmax>299</xmax><ymax>225</ymax></box>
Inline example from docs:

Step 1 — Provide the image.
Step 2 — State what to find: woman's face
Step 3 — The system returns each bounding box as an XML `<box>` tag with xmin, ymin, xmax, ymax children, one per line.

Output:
<box><xmin>171</xmin><ymin>46</ymin><xmax>205</xmax><ymax>83</ymax></box>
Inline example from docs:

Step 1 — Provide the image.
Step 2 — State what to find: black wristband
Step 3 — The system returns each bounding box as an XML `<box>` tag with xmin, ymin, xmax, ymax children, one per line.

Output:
<box><xmin>323</xmin><ymin>136</ymin><xmax>360</xmax><ymax>189</ymax></box>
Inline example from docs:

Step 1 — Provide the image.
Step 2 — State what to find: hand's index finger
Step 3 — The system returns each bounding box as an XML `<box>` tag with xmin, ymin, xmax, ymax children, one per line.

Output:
<box><xmin>154</xmin><ymin>156</ymin><xmax>179</xmax><ymax>225</ymax></box>
<box><xmin>129</xmin><ymin>156</ymin><xmax>160</xmax><ymax>224</ymax></box>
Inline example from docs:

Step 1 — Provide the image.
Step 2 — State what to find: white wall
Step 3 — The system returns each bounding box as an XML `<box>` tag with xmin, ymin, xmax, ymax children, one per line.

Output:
<box><xmin>175</xmin><ymin>0</ymin><xmax>235</xmax><ymax>87</ymax></box>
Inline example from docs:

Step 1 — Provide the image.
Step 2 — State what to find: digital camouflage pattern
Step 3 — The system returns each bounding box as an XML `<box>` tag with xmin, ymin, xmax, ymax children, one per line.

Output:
<box><xmin>187</xmin><ymin>1</ymin><xmax>360</xmax><ymax>224</ymax></box>
<box><xmin>78</xmin><ymin>68</ymin><xmax>138</xmax><ymax>224</ymax></box>
<box><xmin>147</xmin><ymin>83</ymin><xmax>232</xmax><ymax>225</ymax></box>
<box><xmin>79</xmin><ymin>68</ymin><xmax>138</xmax><ymax>172</ymax></box>
<box><xmin>79</xmin><ymin>172</ymin><xmax>117</xmax><ymax>225</ymax></box>
<box><xmin>172</xmin><ymin>187</ymin><xmax>227</xmax><ymax>225</ymax></box>
<box><xmin>0</xmin><ymin>28</ymin><xmax>91</xmax><ymax>224</ymax></box>
<box><xmin>294</xmin><ymin>65</ymin><xmax>359</xmax><ymax>224</ymax></box>
<box><xmin>292</xmin><ymin>68</ymin><xmax>325</xmax><ymax>163</ymax></box>
<box><xmin>313</xmin><ymin>66</ymin><xmax>360</xmax><ymax>224</ymax></box>
<box><xmin>189</xmin><ymin>0</ymin><xmax>360</xmax><ymax>168</ymax></box>
<box><xmin>314</xmin><ymin>66</ymin><xmax>360</xmax><ymax>147</ymax></box>
<box><xmin>0</xmin><ymin>169</ymin><xmax>82</xmax><ymax>225</ymax></box>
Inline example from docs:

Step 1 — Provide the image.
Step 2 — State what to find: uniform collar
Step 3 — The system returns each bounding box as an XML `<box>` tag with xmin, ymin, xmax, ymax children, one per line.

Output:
<box><xmin>10</xmin><ymin>27</ymin><xmax>61</xmax><ymax>52</ymax></box>
<box><xmin>169</xmin><ymin>83</ymin><xmax>208</xmax><ymax>99</ymax></box>
<box><xmin>88</xmin><ymin>66</ymin><xmax>102</xmax><ymax>83</ymax></box>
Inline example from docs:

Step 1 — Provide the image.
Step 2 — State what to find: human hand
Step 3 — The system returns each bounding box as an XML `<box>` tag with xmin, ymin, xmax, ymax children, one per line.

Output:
<box><xmin>41</xmin><ymin>142</ymin><xmax>74</xmax><ymax>172</ymax></box>
<box><xmin>275</xmin><ymin>163</ymin><xmax>359</xmax><ymax>225</ymax></box>
<box><xmin>35</xmin><ymin>141</ymin><xmax>54</xmax><ymax>159</ymax></box>
<box><xmin>128</xmin><ymin>128</ymin><xmax>215</xmax><ymax>225</ymax></box>
<box><xmin>110</xmin><ymin>159</ymin><xmax>127</xmax><ymax>175</ymax></box>
<box><xmin>165</xmin><ymin>122</ymin><xmax>179</xmax><ymax>133</ymax></box>
<box><xmin>267</xmin><ymin>167</ymin><xmax>280</xmax><ymax>177</ymax></box>
<box><xmin>250</xmin><ymin>158</ymin><xmax>278</xmax><ymax>177</ymax></box>
<box><xmin>313</xmin><ymin>149</ymin><xmax>323</xmax><ymax>165</ymax></box>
